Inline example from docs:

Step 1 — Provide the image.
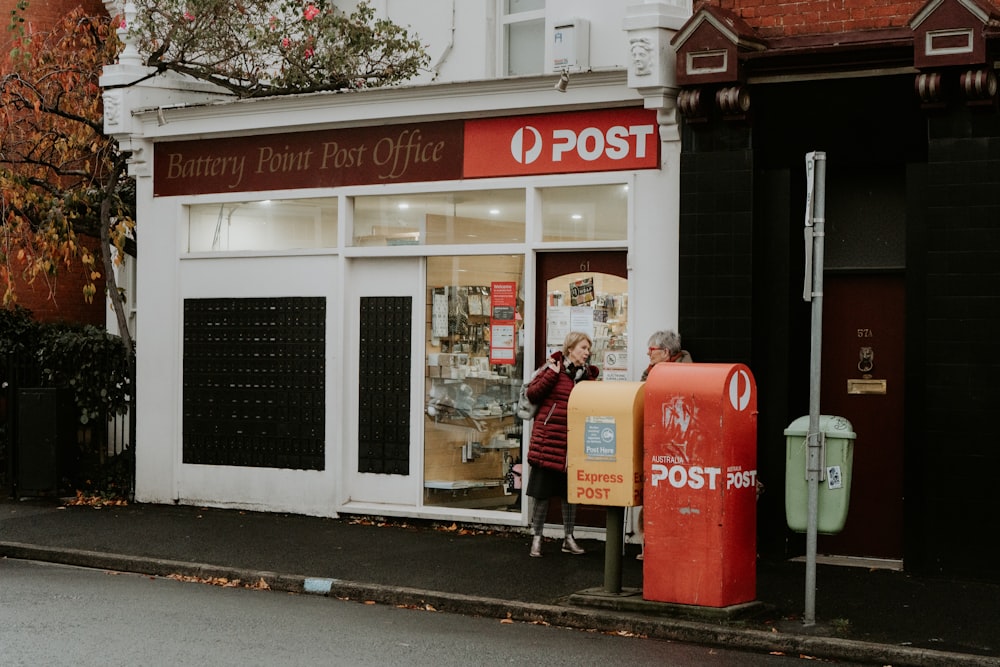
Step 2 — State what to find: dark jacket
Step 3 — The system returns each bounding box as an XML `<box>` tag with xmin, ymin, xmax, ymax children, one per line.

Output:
<box><xmin>526</xmin><ymin>350</ymin><xmax>600</xmax><ymax>472</ymax></box>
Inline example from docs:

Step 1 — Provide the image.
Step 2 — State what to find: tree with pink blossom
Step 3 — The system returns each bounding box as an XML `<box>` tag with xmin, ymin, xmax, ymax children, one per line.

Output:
<box><xmin>129</xmin><ymin>0</ymin><xmax>429</xmax><ymax>98</ymax></box>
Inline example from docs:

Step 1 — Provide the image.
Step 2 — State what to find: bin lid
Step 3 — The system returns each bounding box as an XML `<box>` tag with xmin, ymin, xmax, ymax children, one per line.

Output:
<box><xmin>783</xmin><ymin>414</ymin><xmax>856</xmax><ymax>439</ymax></box>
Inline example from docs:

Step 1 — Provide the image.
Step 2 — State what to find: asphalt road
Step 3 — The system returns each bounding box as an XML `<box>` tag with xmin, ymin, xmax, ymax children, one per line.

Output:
<box><xmin>0</xmin><ymin>559</ymin><xmax>857</xmax><ymax>666</ymax></box>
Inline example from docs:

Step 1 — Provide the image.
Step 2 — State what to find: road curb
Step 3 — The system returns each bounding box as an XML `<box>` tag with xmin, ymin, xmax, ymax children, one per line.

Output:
<box><xmin>2</xmin><ymin>542</ymin><xmax>996</xmax><ymax>667</ymax></box>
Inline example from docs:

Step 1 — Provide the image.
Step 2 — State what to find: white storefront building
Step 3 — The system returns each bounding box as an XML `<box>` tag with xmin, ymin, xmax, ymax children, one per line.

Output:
<box><xmin>102</xmin><ymin>0</ymin><xmax>690</xmax><ymax>531</ymax></box>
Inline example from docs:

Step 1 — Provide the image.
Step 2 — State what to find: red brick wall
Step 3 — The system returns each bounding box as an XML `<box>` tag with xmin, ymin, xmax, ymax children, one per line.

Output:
<box><xmin>1</xmin><ymin>1</ymin><xmax>110</xmax><ymax>66</ymax></box>
<box><xmin>709</xmin><ymin>0</ymin><xmax>927</xmax><ymax>38</ymax></box>
<box><xmin>0</xmin><ymin>0</ymin><xmax>108</xmax><ymax>29</ymax></box>
<box><xmin>10</xmin><ymin>236</ymin><xmax>109</xmax><ymax>327</ymax></box>
<box><xmin>1</xmin><ymin>1</ymin><xmax>110</xmax><ymax>326</ymax></box>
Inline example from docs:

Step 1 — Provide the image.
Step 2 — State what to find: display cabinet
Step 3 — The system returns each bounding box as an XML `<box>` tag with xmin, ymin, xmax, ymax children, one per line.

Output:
<box><xmin>424</xmin><ymin>282</ymin><xmax>518</xmax><ymax>508</ymax></box>
<box><xmin>423</xmin><ymin>371</ymin><xmax>522</xmax><ymax>509</ymax></box>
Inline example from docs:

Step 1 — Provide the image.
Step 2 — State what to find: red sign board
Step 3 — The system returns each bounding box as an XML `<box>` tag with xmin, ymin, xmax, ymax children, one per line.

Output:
<box><xmin>153</xmin><ymin>109</ymin><xmax>661</xmax><ymax>196</ymax></box>
<box><xmin>154</xmin><ymin>121</ymin><xmax>465</xmax><ymax>196</ymax></box>
<box><xmin>463</xmin><ymin>108</ymin><xmax>659</xmax><ymax>178</ymax></box>
<box><xmin>489</xmin><ymin>281</ymin><xmax>517</xmax><ymax>365</ymax></box>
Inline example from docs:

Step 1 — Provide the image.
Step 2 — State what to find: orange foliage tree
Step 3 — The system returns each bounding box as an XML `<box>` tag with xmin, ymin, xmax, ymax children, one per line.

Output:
<box><xmin>0</xmin><ymin>4</ymin><xmax>134</xmax><ymax>349</ymax></box>
<box><xmin>1</xmin><ymin>0</ymin><xmax>430</xmax><ymax>354</ymax></box>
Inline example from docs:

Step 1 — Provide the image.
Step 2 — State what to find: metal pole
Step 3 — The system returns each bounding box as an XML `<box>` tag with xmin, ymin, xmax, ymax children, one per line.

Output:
<box><xmin>604</xmin><ymin>506</ymin><xmax>624</xmax><ymax>594</ymax></box>
<box><xmin>804</xmin><ymin>151</ymin><xmax>827</xmax><ymax>626</ymax></box>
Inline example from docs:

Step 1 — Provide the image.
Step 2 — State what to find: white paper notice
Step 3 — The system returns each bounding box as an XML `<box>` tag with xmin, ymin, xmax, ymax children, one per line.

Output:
<box><xmin>570</xmin><ymin>306</ymin><xmax>595</xmax><ymax>338</ymax></box>
<box><xmin>491</xmin><ymin>324</ymin><xmax>514</xmax><ymax>348</ymax></box>
<box><xmin>547</xmin><ymin>306</ymin><xmax>571</xmax><ymax>345</ymax></box>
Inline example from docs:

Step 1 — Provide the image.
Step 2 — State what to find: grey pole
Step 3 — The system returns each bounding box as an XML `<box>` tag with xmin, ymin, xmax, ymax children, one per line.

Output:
<box><xmin>604</xmin><ymin>506</ymin><xmax>624</xmax><ymax>594</ymax></box>
<box><xmin>803</xmin><ymin>151</ymin><xmax>827</xmax><ymax>626</ymax></box>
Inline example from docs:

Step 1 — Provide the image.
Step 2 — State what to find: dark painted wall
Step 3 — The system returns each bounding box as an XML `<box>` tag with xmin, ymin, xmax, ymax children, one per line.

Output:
<box><xmin>678</xmin><ymin>75</ymin><xmax>1000</xmax><ymax>580</ymax></box>
<box><xmin>914</xmin><ymin>111</ymin><xmax>1000</xmax><ymax>579</ymax></box>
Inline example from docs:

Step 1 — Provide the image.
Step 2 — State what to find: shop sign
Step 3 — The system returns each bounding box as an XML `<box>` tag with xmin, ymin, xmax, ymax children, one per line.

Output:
<box><xmin>463</xmin><ymin>108</ymin><xmax>658</xmax><ymax>178</ymax></box>
<box><xmin>153</xmin><ymin>108</ymin><xmax>660</xmax><ymax>197</ymax></box>
<box><xmin>154</xmin><ymin>121</ymin><xmax>464</xmax><ymax>196</ymax></box>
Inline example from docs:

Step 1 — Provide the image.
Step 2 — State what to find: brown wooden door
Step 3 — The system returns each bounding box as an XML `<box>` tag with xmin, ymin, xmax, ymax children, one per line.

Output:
<box><xmin>534</xmin><ymin>251</ymin><xmax>628</xmax><ymax>530</ymax></box>
<box><xmin>534</xmin><ymin>252</ymin><xmax>628</xmax><ymax>368</ymax></box>
<box><xmin>817</xmin><ymin>273</ymin><xmax>905</xmax><ymax>559</ymax></box>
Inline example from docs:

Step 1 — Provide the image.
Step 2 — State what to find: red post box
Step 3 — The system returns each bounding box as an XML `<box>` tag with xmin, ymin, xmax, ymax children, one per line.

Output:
<box><xmin>643</xmin><ymin>363</ymin><xmax>757</xmax><ymax>607</ymax></box>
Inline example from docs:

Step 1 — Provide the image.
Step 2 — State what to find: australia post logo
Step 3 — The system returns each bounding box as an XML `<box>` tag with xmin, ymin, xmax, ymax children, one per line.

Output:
<box><xmin>463</xmin><ymin>108</ymin><xmax>659</xmax><ymax>178</ymax></box>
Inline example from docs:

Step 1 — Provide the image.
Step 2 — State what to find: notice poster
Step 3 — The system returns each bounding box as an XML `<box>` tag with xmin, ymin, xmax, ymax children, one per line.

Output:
<box><xmin>583</xmin><ymin>416</ymin><xmax>617</xmax><ymax>461</ymax></box>
<box><xmin>490</xmin><ymin>281</ymin><xmax>517</xmax><ymax>365</ymax></box>
<box><xmin>570</xmin><ymin>306</ymin><xmax>595</xmax><ymax>338</ymax></box>
<box><xmin>432</xmin><ymin>288</ymin><xmax>449</xmax><ymax>338</ymax></box>
<box><xmin>570</xmin><ymin>277</ymin><xmax>595</xmax><ymax>305</ymax></box>
<box><xmin>546</xmin><ymin>306</ymin><xmax>571</xmax><ymax>347</ymax></box>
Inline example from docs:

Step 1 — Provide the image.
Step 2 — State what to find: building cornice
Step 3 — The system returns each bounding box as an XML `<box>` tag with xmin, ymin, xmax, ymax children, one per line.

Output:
<box><xmin>131</xmin><ymin>70</ymin><xmax>637</xmax><ymax>141</ymax></box>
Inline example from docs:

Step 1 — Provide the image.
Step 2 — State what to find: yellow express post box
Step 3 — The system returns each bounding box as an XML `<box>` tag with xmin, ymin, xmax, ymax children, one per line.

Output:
<box><xmin>567</xmin><ymin>382</ymin><xmax>645</xmax><ymax>506</ymax></box>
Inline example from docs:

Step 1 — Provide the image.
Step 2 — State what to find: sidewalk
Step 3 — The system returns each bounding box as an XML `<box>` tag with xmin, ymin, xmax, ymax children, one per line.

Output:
<box><xmin>1</xmin><ymin>496</ymin><xmax>997</xmax><ymax>667</ymax></box>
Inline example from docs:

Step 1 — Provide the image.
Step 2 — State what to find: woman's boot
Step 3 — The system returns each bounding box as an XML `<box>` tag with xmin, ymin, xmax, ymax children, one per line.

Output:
<box><xmin>561</xmin><ymin>535</ymin><xmax>585</xmax><ymax>555</ymax></box>
<box><xmin>530</xmin><ymin>535</ymin><xmax>543</xmax><ymax>557</ymax></box>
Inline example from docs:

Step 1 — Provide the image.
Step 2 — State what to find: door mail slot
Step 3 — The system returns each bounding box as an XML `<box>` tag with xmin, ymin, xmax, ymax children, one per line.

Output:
<box><xmin>847</xmin><ymin>378</ymin><xmax>886</xmax><ymax>395</ymax></box>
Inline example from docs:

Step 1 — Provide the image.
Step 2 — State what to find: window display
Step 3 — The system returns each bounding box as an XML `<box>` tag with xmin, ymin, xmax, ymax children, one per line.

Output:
<box><xmin>545</xmin><ymin>272</ymin><xmax>628</xmax><ymax>381</ymax></box>
<box><xmin>424</xmin><ymin>256</ymin><xmax>524</xmax><ymax>511</ymax></box>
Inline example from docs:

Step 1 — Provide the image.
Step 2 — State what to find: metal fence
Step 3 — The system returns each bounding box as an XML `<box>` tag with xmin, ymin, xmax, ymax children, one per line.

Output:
<box><xmin>0</xmin><ymin>352</ymin><xmax>134</xmax><ymax>500</ymax></box>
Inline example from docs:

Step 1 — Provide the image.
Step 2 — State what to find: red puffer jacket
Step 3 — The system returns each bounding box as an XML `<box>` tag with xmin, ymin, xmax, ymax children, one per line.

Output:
<box><xmin>525</xmin><ymin>351</ymin><xmax>600</xmax><ymax>472</ymax></box>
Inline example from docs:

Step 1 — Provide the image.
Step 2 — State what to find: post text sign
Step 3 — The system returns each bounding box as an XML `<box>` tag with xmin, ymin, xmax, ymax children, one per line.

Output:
<box><xmin>463</xmin><ymin>108</ymin><xmax>659</xmax><ymax>178</ymax></box>
<box><xmin>153</xmin><ymin>109</ymin><xmax>660</xmax><ymax>196</ymax></box>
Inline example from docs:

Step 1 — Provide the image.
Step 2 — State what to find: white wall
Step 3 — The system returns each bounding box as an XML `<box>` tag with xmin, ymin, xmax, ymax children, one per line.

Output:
<box><xmin>135</xmin><ymin>245</ymin><xmax>343</xmax><ymax>516</ymax></box>
<box><xmin>174</xmin><ymin>254</ymin><xmax>342</xmax><ymax>516</ymax></box>
<box><xmin>122</xmin><ymin>0</ymin><xmax>689</xmax><ymax>520</ymax></box>
<box><xmin>630</xmin><ymin>139</ymin><xmax>682</xmax><ymax>358</ymax></box>
<box><xmin>133</xmin><ymin>186</ymin><xmax>181</xmax><ymax>504</ymax></box>
<box><xmin>369</xmin><ymin>0</ymin><xmax>635</xmax><ymax>85</ymax></box>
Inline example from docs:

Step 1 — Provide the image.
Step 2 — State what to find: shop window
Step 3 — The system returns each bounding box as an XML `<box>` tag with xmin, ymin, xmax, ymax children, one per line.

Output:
<box><xmin>540</xmin><ymin>184</ymin><xmax>628</xmax><ymax>242</ymax></box>
<box><xmin>352</xmin><ymin>189</ymin><xmax>525</xmax><ymax>246</ymax></box>
<box><xmin>502</xmin><ymin>0</ymin><xmax>546</xmax><ymax>76</ymax></box>
<box><xmin>187</xmin><ymin>198</ymin><xmax>337</xmax><ymax>252</ymax></box>
<box><xmin>423</xmin><ymin>255</ymin><xmax>525</xmax><ymax>511</ymax></box>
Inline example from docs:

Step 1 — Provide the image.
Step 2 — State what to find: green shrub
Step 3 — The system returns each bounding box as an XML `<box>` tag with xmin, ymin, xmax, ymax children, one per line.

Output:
<box><xmin>0</xmin><ymin>306</ymin><xmax>132</xmax><ymax>424</ymax></box>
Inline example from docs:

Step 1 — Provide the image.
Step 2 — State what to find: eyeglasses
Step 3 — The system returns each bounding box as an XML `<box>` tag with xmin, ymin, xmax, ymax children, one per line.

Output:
<box><xmin>648</xmin><ymin>347</ymin><xmax>664</xmax><ymax>354</ymax></box>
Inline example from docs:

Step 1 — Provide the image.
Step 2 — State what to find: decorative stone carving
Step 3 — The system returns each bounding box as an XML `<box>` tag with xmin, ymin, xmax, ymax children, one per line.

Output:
<box><xmin>103</xmin><ymin>91</ymin><xmax>122</xmax><ymax>128</ymax></box>
<box><xmin>630</xmin><ymin>37</ymin><xmax>655</xmax><ymax>76</ymax></box>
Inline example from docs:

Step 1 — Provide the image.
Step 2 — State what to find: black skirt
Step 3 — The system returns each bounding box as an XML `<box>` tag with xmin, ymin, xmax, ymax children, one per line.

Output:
<box><xmin>526</xmin><ymin>464</ymin><xmax>567</xmax><ymax>500</ymax></box>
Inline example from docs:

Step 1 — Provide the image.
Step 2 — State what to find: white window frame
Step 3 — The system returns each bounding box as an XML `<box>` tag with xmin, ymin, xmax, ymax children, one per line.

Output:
<box><xmin>497</xmin><ymin>2</ymin><xmax>546</xmax><ymax>77</ymax></box>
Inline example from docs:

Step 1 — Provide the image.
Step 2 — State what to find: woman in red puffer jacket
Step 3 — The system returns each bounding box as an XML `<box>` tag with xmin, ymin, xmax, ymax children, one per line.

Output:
<box><xmin>524</xmin><ymin>331</ymin><xmax>599</xmax><ymax>558</ymax></box>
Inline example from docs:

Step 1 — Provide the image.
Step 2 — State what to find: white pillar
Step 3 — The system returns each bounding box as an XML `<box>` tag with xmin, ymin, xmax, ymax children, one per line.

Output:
<box><xmin>624</xmin><ymin>2</ymin><xmax>687</xmax><ymax>373</ymax></box>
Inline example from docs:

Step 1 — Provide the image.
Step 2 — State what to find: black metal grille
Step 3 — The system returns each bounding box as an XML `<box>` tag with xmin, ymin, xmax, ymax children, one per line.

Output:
<box><xmin>183</xmin><ymin>297</ymin><xmax>325</xmax><ymax>470</ymax></box>
<box><xmin>357</xmin><ymin>296</ymin><xmax>411</xmax><ymax>475</ymax></box>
